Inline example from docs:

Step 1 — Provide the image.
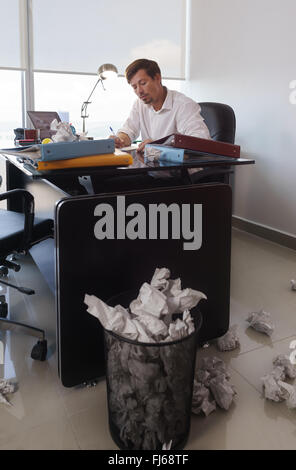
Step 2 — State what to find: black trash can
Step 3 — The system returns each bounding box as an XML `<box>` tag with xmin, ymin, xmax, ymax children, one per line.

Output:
<box><xmin>104</xmin><ymin>290</ymin><xmax>202</xmax><ymax>450</ymax></box>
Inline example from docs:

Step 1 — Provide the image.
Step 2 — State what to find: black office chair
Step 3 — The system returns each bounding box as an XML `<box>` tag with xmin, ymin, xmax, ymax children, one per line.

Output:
<box><xmin>0</xmin><ymin>189</ymin><xmax>53</xmax><ymax>361</ymax></box>
<box><xmin>190</xmin><ymin>102</ymin><xmax>237</xmax><ymax>184</ymax></box>
<box><xmin>199</xmin><ymin>102</ymin><xmax>236</xmax><ymax>144</ymax></box>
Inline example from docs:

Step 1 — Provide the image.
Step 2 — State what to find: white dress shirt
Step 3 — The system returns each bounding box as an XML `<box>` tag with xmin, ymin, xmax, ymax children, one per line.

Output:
<box><xmin>118</xmin><ymin>88</ymin><xmax>211</xmax><ymax>142</ymax></box>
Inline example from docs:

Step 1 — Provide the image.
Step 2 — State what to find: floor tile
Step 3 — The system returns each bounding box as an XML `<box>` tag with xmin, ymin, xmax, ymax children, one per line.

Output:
<box><xmin>1</xmin><ymin>228</ymin><xmax>296</xmax><ymax>449</ymax></box>
<box><xmin>68</xmin><ymin>385</ymin><xmax>117</xmax><ymax>450</ymax></box>
<box><xmin>187</xmin><ymin>368</ymin><xmax>296</xmax><ymax>450</ymax></box>
<box><xmin>0</xmin><ymin>418</ymin><xmax>79</xmax><ymax>450</ymax></box>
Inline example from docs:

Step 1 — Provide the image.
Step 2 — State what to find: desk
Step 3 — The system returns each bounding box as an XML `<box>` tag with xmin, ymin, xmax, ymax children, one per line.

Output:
<box><xmin>1</xmin><ymin>150</ymin><xmax>254</xmax><ymax>387</ymax></box>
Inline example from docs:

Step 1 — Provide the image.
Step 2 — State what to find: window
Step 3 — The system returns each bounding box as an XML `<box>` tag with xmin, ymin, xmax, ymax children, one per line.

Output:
<box><xmin>32</xmin><ymin>0</ymin><xmax>186</xmax><ymax>79</ymax></box>
<box><xmin>0</xmin><ymin>70</ymin><xmax>23</xmax><ymax>147</ymax></box>
<box><xmin>34</xmin><ymin>73</ymin><xmax>182</xmax><ymax>138</ymax></box>
<box><xmin>0</xmin><ymin>0</ymin><xmax>187</xmax><ymax>148</ymax></box>
<box><xmin>0</xmin><ymin>0</ymin><xmax>22</xmax><ymax>68</ymax></box>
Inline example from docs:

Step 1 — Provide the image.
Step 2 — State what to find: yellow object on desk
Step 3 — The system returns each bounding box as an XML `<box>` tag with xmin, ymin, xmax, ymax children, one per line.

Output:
<box><xmin>41</xmin><ymin>138</ymin><xmax>53</xmax><ymax>144</ymax></box>
<box><xmin>36</xmin><ymin>150</ymin><xmax>133</xmax><ymax>171</ymax></box>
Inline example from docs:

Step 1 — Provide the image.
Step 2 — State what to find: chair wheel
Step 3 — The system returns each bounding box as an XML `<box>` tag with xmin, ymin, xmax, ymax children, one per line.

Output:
<box><xmin>0</xmin><ymin>302</ymin><xmax>8</xmax><ymax>318</ymax></box>
<box><xmin>31</xmin><ymin>339</ymin><xmax>47</xmax><ymax>361</ymax></box>
<box><xmin>0</xmin><ymin>266</ymin><xmax>8</xmax><ymax>277</ymax></box>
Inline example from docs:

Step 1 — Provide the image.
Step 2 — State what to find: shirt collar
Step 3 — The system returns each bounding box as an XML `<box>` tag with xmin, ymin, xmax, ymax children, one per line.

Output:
<box><xmin>148</xmin><ymin>87</ymin><xmax>172</xmax><ymax>113</ymax></box>
<box><xmin>160</xmin><ymin>88</ymin><xmax>172</xmax><ymax>111</ymax></box>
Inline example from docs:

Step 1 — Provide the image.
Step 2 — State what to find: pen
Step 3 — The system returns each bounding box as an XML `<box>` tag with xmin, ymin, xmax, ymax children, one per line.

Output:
<box><xmin>109</xmin><ymin>126</ymin><xmax>115</xmax><ymax>135</ymax></box>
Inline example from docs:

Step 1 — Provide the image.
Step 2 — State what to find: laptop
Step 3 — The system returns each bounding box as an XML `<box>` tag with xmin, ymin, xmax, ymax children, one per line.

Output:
<box><xmin>27</xmin><ymin>111</ymin><xmax>61</xmax><ymax>140</ymax></box>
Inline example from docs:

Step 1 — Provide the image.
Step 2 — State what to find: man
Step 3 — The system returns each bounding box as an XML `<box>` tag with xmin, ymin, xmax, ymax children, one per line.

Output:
<box><xmin>110</xmin><ymin>58</ymin><xmax>211</xmax><ymax>151</ymax></box>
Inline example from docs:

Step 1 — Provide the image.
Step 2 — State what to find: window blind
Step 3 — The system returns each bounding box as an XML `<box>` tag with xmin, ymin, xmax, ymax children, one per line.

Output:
<box><xmin>32</xmin><ymin>0</ymin><xmax>186</xmax><ymax>78</ymax></box>
<box><xmin>0</xmin><ymin>0</ymin><xmax>21</xmax><ymax>68</ymax></box>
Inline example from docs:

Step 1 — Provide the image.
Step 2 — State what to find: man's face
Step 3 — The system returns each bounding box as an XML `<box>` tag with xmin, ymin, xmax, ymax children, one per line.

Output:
<box><xmin>129</xmin><ymin>69</ymin><xmax>162</xmax><ymax>105</ymax></box>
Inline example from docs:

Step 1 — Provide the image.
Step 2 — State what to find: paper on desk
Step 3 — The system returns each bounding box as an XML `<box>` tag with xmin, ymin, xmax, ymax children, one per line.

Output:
<box><xmin>51</xmin><ymin>119</ymin><xmax>77</xmax><ymax>142</ymax></box>
<box><xmin>121</xmin><ymin>144</ymin><xmax>139</xmax><ymax>152</ymax></box>
<box><xmin>0</xmin><ymin>146</ymin><xmax>41</xmax><ymax>161</ymax></box>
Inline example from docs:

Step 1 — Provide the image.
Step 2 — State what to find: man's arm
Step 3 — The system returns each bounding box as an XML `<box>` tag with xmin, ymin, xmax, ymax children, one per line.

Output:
<box><xmin>109</xmin><ymin>132</ymin><xmax>131</xmax><ymax>148</ymax></box>
<box><xmin>177</xmin><ymin>101</ymin><xmax>211</xmax><ymax>139</ymax></box>
<box><xmin>116</xmin><ymin>101</ymin><xmax>140</xmax><ymax>146</ymax></box>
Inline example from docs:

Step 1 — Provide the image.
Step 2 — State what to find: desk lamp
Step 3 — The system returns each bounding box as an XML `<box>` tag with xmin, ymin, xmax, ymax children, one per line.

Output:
<box><xmin>81</xmin><ymin>63</ymin><xmax>118</xmax><ymax>133</ymax></box>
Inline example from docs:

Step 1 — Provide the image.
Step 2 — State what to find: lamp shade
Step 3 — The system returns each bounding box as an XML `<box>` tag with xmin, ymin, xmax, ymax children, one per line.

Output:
<box><xmin>98</xmin><ymin>63</ymin><xmax>118</xmax><ymax>80</ymax></box>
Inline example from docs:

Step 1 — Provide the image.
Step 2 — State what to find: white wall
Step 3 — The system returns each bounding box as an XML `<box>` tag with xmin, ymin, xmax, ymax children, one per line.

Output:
<box><xmin>185</xmin><ymin>0</ymin><xmax>296</xmax><ymax>236</ymax></box>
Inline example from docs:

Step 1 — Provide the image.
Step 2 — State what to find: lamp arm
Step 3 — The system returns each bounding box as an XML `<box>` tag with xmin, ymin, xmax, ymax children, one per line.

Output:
<box><xmin>81</xmin><ymin>78</ymin><xmax>106</xmax><ymax>115</ymax></box>
<box><xmin>80</xmin><ymin>76</ymin><xmax>105</xmax><ymax>133</ymax></box>
<box><xmin>86</xmin><ymin>77</ymin><xmax>102</xmax><ymax>103</ymax></box>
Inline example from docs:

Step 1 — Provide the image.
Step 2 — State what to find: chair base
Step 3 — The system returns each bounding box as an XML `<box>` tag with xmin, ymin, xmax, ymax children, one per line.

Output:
<box><xmin>0</xmin><ymin>317</ymin><xmax>47</xmax><ymax>361</ymax></box>
<box><xmin>0</xmin><ymin>260</ymin><xmax>21</xmax><ymax>276</ymax></box>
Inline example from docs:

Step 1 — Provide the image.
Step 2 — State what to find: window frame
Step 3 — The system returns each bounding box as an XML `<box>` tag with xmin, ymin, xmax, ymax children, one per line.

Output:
<box><xmin>1</xmin><ymin>0</ymin><xmax>188</xmax><ymax>133</ymax></box>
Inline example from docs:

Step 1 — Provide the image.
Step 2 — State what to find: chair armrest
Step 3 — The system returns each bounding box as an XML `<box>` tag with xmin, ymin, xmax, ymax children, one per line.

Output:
<box><xmin>0</xmin><ymin>190</ymin><xmax>35</xmax><ymax>252</ymax></box>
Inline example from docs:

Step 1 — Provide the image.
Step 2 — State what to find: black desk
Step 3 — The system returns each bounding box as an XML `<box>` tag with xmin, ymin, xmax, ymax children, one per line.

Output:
<box><xmin>3</xmin><ymin>150</ymin><xmax>254</xmax><ymax>179</ymax></box>
<box><xmin>1</xmin><ymin>150</ymin><xmax>254</xmax><ymax>387</ymax></box>
<box><xmin>3</xmin><ymin>150</ymin><xmax>254</xmax><ymax>217</ymax></box>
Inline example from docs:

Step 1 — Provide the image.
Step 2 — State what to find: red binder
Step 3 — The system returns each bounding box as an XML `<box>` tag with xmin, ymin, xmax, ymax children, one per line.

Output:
<box><xmin>151</xmin><ymin>134</ymin><xmax>240</xmax><ymax>158</ymax></box>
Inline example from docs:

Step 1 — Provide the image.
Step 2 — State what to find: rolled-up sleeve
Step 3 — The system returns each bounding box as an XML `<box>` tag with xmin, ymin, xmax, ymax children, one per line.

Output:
<box><xmin>118</xmin><ymin>100</ymin><xmax>140</xmax><ymax>143</ymax></box>
<box><xmin>176</xmin><ymin>101</ymin><xmax>211</xmax><ymax>139</ymax></box>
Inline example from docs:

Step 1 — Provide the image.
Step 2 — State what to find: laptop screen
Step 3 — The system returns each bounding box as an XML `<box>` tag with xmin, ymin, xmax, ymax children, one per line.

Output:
<box><xmin>27</xmin><ymin>111</ymin><xmax>61</xmax><ymax>140</ymax></box>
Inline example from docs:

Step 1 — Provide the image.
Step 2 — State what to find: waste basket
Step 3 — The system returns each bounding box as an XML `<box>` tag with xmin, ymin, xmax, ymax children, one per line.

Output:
<box><xmin>104</xmin><ymin>290</ymin><xmax>202</xmax><ymax>450</ymax></box>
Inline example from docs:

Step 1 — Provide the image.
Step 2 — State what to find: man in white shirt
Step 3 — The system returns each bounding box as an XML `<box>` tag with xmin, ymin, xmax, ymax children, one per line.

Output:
<box><xmin>110</xmin><ymin>58</ymin><xmax>210</xmax><ymax>151</ymax></box>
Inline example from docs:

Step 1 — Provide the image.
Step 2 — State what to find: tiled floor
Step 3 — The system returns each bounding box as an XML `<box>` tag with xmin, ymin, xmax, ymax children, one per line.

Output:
<box><xmin>1</xmin><ymin>228</ymin><xmax>296</xmax><ymax>450</ymax></box>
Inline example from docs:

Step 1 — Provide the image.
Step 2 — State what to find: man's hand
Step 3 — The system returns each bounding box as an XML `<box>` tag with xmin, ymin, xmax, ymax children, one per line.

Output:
<box><xmin>109</xmin><ymin>135</ymin><xmax>125</xmax><ymax>148</ymax></box>
<box><xmin>109</xmin><ymin>132</ymin><xmax>131</xmax><ymax>149</ymax></box>
<box><xmin>137</xmin><ymin>139</ymin><xmax>153</xmax><ymax>152</ymax></box>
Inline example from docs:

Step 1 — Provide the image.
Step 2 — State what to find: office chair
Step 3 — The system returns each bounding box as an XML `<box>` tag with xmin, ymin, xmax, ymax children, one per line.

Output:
<box><xmin>0</xmin><ymin>189</ymin><xmax>53</xmax><ymax>361</ymax></box>
<box><xmin>199</xmin><ymin>102</ymin><xmax>236</xmax><ymax>144</ymax></box>
<box><xmin>191</xmin><ymin>102</ymin><xmax>236</xmax><ymax>184</ymax></box>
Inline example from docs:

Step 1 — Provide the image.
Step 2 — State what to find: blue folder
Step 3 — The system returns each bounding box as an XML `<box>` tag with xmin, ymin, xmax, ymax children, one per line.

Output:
<box><xmin>39</xmin><ymin>139</ymin><xmax>115</xmax><ymax>161</ymax></box>
<box><xmin>145</xmin><ymin>144</ymin><xmax>185</xmax><ymax>163</ymax></box>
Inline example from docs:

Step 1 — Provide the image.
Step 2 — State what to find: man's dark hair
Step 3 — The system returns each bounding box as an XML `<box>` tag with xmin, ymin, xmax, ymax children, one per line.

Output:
<box><xmin>125</xmin><ymin>59</ymin><xmax>161</xmax><ymax>83</ymax></box>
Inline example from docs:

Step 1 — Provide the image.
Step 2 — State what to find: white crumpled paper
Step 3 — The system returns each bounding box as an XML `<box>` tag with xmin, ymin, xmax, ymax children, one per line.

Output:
<box><xmin>50</xmin><ymin>119</ymin><xmax>77</xmax><ymax>142</ymax></box>
<box><xmin>0</xmin><ymin>379</ymin><xmax>15</xmax><ymax>406</ymax></box>
<box><xmin>290</xmin><ymin>279</ymin><xmax>296</xmax><ymax>291</ymax></box>
<box><xmin>261</xmin><ymin>369</ymin><xmax>287</xmax><ymax>402</ymax></box>
<box><xmin>273</xmin><ymin>354</ymin><xmax>296</xmax><ymax>379</ymax></box>
<box><xmin>84</xmin><ymin>267</ymin><xmax>207</xmax><ymax>343</ymax></box>
<box><xmin>192</xmin><ymin>380</ymin><xmax>216</xmax><ymax>416</ymax></box>
<box><xmin>277</xmin><ymin>381</ymin><xmax>296</xmax><ymax>409</ymax></box>
<box><xmin>216</xmin><ymin>325</ymin><xmax>240</xmax><ymax>352</ymax></box>
<box><xmin>192</xmin><ymin>356</ymin><xmax>237</xmax><ymax>416</ymax></box>
<box><xmin>246</xmin><ymin>310</ymin><xmax>275</xmax><ymax>336</ymax></box>
<box><xmin>261</xmin><ymin>353</ymin><xmax>296</xmax><ymax>407</ymax></box>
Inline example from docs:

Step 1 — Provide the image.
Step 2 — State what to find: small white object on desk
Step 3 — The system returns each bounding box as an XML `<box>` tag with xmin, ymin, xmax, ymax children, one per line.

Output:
<box><xmin>121</xmin><ymin>144</ymin><xmax>139</xmax><ymax>152</ymax></box>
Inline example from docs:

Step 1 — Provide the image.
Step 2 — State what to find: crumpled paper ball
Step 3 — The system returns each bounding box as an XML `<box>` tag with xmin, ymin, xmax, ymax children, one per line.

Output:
<box><xmin>216</xmin><ymin>325</ymin><xmax>240</xmax><ymax>351</ymax></box>
<box><xmin>246</xmin><ymin>310</ymin><xmax>275</xmax><ymax>336</ymax></box>
<box><xmin>0</xmin><ymin>379</ymin><xmax>16</xmax><ymax>406</ymax></box>
<box><xmin>192</xmin><ymin>356</ymin><xmax>236</xmax><ymax>416</ymax></box>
